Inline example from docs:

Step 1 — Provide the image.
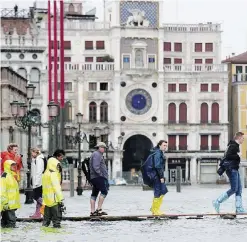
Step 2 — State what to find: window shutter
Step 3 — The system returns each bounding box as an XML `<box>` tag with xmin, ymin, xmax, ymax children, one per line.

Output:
<box><xmin>174</xmin><ymin>58</ymin><xmax>182</xmax><ymax>64</ymax></box>
<box><xmin>168</xmin><ymin>103</ymin><xmax>176</xmax><ymax>123</ymax></box>
<box><xmin>179</xmin><ymin>103</ymin><xmax>187</xmax><ymax>123</ymax></box>
<box><xmin>195</xmin><ymin>59</ymin><xmax>203</xmax><ymax>64</ymax></box>
<box><xmin>179</xmin><ymin>84</ymin><xmax>187</xmax><ymax>92</ymax></box>
<box><xmin>200</xmin><ymin>135</ymin><xmax>208</xmax><ymax>150</ymax></box>
<box><xmin>205</xmin><ymin>58</ymin><xmax>213</xmax><ymax>64</ymax></box>
<box><xmin>174</xmin><ymin>43</ymin><xmax>182</xmax><ymax>52</ymax></box>
<box><xmin>64</xmin><ymin>41</ymin><xmax>71</xmax><ymax>50</ymax></box>
<box><xmin>211</xmin><ymin>135</ymin><xmax>219</xmax><ymax>150</ymax></box>
<box><xmin>85</xmin><ymin>41</ymin><xmax>93</xmax><ymax>50</ymax></box>
<box><xmin>85</xmin><ymin>57</ymin><xmax>94</xmax><ymax>62</ymax></box>
<box><xmin>211</xmin><ymin>83</ymin><xmax>219</xmax><ymax>92</ymax></box>
<box><xmin>200</xmin><ymin>103</ymin><xmax>208</xmax><ymax>123</ymax></box>
<box><xmin>164</xmin><ymin>58</ymin><xmax>171</xmax><ymax>64</ymax></box>
<box><xmin>201</xmin><ymin>84</ymin><xmax>208</xmax><ymax>92</ymax></box>
<box><xmin>168</xmin><ymin>135</ymin><xmax>176</xmax><ymax>150</ymax></box>
<box><xmin>96</xmin><ymin>41</ymin><xmax>105</xmax><ymax>50</ymax></box>
<box><xmin>211</xmin><ymin>103</ymin><xmax>219</xmax><ymax>123</ymax></box>
<box><xmin>205</xmin><ymin>43</ymin><xmax>213</xmax><ymax>52</ymax></box>
<box><xmin>168</xmin><ymin>84</ymin><xmax>176</xmax><ymax>92</ymax></box>
<box><xmin>179</xmin><ymin>135</ymin><xmax>187</xmax><ymax>150</ymax></box>
<box><xmin>164</xmin><ymin>42</ymin><xmax>171</xmax><ymax>51</ymax></box>
<box><xmin>195</xmin><ymin>43</ymin><xmax>202</xmax><ymax>52</ymax></box>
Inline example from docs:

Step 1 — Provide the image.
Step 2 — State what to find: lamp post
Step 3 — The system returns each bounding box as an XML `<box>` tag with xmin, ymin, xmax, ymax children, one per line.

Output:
<box><xmin>65</xmin><ymin>113</ymin><xmax>88</xmax><ymax>196</ymax></box>
<box><xmin>10</xmin><ymin>84</ymin><xmax>59</xmax><ymax>204</ymax></box>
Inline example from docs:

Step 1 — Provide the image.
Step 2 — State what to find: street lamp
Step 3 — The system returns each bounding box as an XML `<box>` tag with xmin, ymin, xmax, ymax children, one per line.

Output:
<box><xmin>65</xmin><ymin>113</ymin><xmax>89</xmax><ymax>196</ymax></box>
<box><xmin>10</xmin><ymin>86</ymin><xmax>59</xmax><ymax>204</ymax></box>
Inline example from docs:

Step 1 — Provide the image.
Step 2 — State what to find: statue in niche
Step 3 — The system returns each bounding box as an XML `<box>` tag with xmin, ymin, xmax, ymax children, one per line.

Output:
<box><xmin>125</xmin><ymin>9</ymin><xmax>150</xmax><ymax>27</ymax></box>
<box><xmin>135</xmin><ymin>49</ymin><xmax>144</xmax><ymax>68</ymax></box>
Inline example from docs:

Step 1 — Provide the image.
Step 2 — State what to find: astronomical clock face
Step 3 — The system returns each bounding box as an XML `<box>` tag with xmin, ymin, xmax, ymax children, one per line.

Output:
<box><xmin>125</xmin><ymin>89</ymin><xmax>152</xmax><ymax>115</ymax></box>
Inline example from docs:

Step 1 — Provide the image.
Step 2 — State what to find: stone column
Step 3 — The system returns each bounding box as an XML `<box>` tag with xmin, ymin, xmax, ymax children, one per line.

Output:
<box><xmin>208</xmin><ymin>102</ymin><xmax>212</xmax><ymax>123</ymax></box>
<box><xmin>185</xmin><ymin>159</ymin><xmax>189</xmax><ymax>182</ymax></box>
<box><xmin>165</xmin><ymin>158</ymin><xmax>169</xmax><ymax>181</ymax></box>
<box><xmin>190</xmin><ymin>157</ymin><xmax>197</xmax><ymax>185</ymax></box>
<box><xmin>197</xmin><ymin>159</ymin><xmax>201</xmax><ymax>184</ymax></box>
<box><xmin>96</xmin><ymin>102</ymin><xmax>100</xmax><ymax>123</ymax></box>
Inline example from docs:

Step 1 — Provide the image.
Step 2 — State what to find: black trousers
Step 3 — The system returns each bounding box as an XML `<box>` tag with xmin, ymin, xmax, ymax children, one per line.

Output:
<box><xmin>1</xmin><ymin>209</ymin><xmax>16</xmax><ymax>228</ymax></box>
<box><xmin>43</xmin><ymin>205</ymin><xmax>62</xmax><ymax>228</ymax></box>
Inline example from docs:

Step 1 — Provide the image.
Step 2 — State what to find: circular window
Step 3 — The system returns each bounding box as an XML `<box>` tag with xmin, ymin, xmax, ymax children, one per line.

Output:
<box><xmin>120</xmin><ymin>116</ymin><xmax>126</xmax><ymax>122</ymax></box>
<box><xmin>19</xmin><ymin>53</ymin><xmax>25</xmax><ymax>59</ymax></box>
<box><xmin>6</xmin><ymin>53</ymin><xmax>11</xmax><ymax>59</ymax></box>
<box><xmin>152</xmin><ymin>133</ymin><xmax>156</xmax><ymax>137</ymax></box>
<box><xmin>120</xmin><ymin>82</ymin><xmax>126</xmax><ymax>87</ymax></box>
<box><xmin>152</xmin><ymin>116</ymin><xmax>157</xmax><ymax>122</ymax></box>
<box><xmin>32</xmin><ymin>54</ymin><xmax>38</xmax><ymax>59</ymax></box>
<box><xmin>121</xmin><ymin>132</ymin><xmax>125</xmax><ymax>136</ymax></box>
<box><xmin>152</xmin><ymin>82</ymin><xmax>157</xmax><ymax>88</ymax></box>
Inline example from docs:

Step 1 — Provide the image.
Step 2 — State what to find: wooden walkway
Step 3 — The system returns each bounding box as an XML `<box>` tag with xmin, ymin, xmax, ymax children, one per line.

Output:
<box><xmin>17</xmin><ymin>213</ymin><xmax>247</xmax><ymax>222</ymax></box>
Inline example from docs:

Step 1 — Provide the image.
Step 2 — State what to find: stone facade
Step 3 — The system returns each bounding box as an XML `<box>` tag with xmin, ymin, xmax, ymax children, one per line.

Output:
<box><xmin>1</xmin><ymin>1</ymin><xmax>230</xmax><ymax>184</ymax></box>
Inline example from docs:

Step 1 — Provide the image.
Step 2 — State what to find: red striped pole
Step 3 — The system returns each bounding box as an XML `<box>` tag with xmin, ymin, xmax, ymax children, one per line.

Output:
<box><xmin>54</xmin><ymin>0</ymin><xmax>58</xmax><ymax>103</ymax></box>
<box><xmin>48</xmin><ymin>0</ymin><xmax>52</xmax><ymax>101</ymax></box>
<box><xmin>60</xmin><ymin>0</ymin><xmax>64</xmax><ymax>108</ymax></box>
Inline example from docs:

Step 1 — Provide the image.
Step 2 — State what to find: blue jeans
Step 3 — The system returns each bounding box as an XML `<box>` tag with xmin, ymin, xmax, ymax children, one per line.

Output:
<box><xmin>153</xmin><ymin>177</ymin><xmax>168</xmax><ymax>198</ymax></box>
<box><xmin>226</xmin><ymin>169</ymin><xmax>242</xmax><ymax>197</ymax></box>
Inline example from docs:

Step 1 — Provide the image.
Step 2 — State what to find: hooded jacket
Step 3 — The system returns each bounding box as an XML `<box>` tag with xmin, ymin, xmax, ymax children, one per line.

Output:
<box><xmin>1</xmin><ymin>151</ymin><xmax>23</xmax><ymax>182</ymax></box>
<box><xmin>31</xmin><ymin>153</ymin><xmax>44</xmax><ymax>188</ymax></box>
<box><xmin>42</xmin><ymin>157</ymin><xmax>63</xmax><ymax>207</ymax></box>
<box><xmin>0</xmin><ymin>160</ymin><xmax>21</xmax><ymax>212</ymax></box>
<box><xmin>150</xmin><ymin>148</ymin><xmax>166</xmax><ymax>179</ymax></box>
<box><xmin>223</xmin><ymin>140</ymin><xmax>241</xmax><ymax>169</ymax></box>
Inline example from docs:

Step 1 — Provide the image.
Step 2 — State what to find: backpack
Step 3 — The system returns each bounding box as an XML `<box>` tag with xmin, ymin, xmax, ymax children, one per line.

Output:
<box><xmin>81</xmin><ymin>157</ymin><xmax>92</xmax><ymax>185</ymax></box>
<box><xmin>34</xmin><ymin>156</ymin><xmax>47</xmax><ymax>173</ymax></box>
<box><xmin>42</xmin><ymin>157</ymin><xmax>47</xmax><ymax>173</ymax></box>
<box><xmin>141</xmin><ymin>152</ymin><xmax>157</xmax><ymax>187</ymax></box>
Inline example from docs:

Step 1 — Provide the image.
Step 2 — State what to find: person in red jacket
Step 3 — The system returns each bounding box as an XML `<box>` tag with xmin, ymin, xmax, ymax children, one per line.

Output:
<box><xmin>1</xmin><ymin>143</ymin><xmax>23</xmax><ymax>182</ymax></box>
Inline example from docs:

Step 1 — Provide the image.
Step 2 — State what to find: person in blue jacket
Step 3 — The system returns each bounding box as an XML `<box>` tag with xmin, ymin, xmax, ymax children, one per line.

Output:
<box><xmin>150</xmin><ymin>140</ymin><xmax>168</xmax><ymax>215</ymax></box>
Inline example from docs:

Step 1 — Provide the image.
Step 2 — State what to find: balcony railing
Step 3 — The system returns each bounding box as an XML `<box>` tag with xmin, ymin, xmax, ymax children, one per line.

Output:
<box><xmin>164</xmin><ymin>64</ymin><xmax>227</xmax><ymax>72</ymax></box>
<box><xmin>232</xmin><ymin>74</ymin><xmax>247</xmax><ymax>83</ymax></box>
<box><xmin>200</xmin><ymin>145</ymin><xmax>209</xmax><ymax>151</ymax></box>
<box><xmin>46</xmin><ymin>62</ymin><xmax>114</xmax><ymax>72</ymax></box>
<box><xmin>163</xmin><ymin>23</ymin><xmax>221</xmax><ymax>32</ymax></box>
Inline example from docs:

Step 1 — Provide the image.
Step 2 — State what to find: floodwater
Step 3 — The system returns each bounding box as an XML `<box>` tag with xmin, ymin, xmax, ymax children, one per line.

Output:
<box><xmin>1</xmin><ymin>185</ymin><xmax>247</xmax><ymax>242</ymax></box>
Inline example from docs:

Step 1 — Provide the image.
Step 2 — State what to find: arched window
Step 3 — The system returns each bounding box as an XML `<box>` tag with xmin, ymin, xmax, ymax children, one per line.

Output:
<box><xmin>89</xmin><ymin>102</ymin><xmax>97</xmax><ymax>122</ymax></box>
<box><xmin>168</xmin><ymin>103</ymin><xmax>176</xmax><ymax>123</ymax></box>
<box><xmin>100</xmin><ymin>102</ymin><xmax>108</xmax><ymax>122</ymax></box>
<box><xmin>65</xmin><ymin>101</ymin><xmax>72</xmax><ymax>122</ymax></box>
<box><xmin>68</xmin><ymin>3</ymin><xmax>75</xmax><ymax>13</ymax></box>
<box><xmin>179</xmin><ymin>103</ymin><xmax>187</xmax><ymax>123</ymax></box>
<box><xmin>211</xmin><ymin>102</ymin><xmax>219</xmax><ymax>123</ymax></box>
<box><xmin>30</xmin><ymin>67</ymin><xmax>40</xmax><ymax>94</ymax></box>
<box><xmin>200</xmin><ymin>103</ymin><xmax>208</xmax><ymax>123</ymax></box>
<box><xmin>17</xmin><ymin>68</ymin><xmax>27</xmax><ymax>79</ymax></box>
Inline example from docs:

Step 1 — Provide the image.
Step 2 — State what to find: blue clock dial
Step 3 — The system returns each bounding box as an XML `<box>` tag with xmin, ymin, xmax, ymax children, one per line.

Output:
<box><xmin>132</xmin><ymin>94</ymin><xmax>146</xmax><ymax>110</ymax></box>
<box><xmin>126</xmin><ymin>89</ymin><xmax>152</xmax><ymax>115</ymax></box>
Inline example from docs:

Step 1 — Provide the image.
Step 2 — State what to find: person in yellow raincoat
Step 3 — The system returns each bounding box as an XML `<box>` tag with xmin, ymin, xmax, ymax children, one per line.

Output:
<box><xmin>42</xmin><ymin>149</ymin><xmax>65</xmax><ymax>228</ymax></box>
<box><xmin>1</xmin><ymin>160</ymin><xmax>21</xmax><ymax>228</ymax></box>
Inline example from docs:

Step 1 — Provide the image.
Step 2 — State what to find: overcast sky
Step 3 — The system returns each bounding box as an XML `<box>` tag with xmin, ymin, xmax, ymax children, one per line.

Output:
<box><xmin>1</xmin><ymin>0</ymin><xmax>246</xmax><ymax>59</ymax></box>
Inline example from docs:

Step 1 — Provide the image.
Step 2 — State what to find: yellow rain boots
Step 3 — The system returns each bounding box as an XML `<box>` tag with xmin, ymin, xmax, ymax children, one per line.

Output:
<box><xmin>151</xmin><ymin>197</ymin><xmax>164</xmax><ymax>216</ymax></box>
<box><xmin>157</xmin><ymin>195</ymin><xmax>165</xmax><ymax>214</ymax></box>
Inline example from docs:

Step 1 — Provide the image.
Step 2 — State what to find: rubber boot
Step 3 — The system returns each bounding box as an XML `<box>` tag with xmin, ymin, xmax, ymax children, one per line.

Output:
<box><xmin>236</xmin><ymin>196</ymin><xmax>246</xmax><ymax>214</ymax></box>
<box><xmin>157</xmin><ymin>195</ymin><xmax>165</xmax><ymax>215</ymax></box>
<box><xmin>212</xmin><ymin>192</ymin><xmax>229</xmax><ymax>213</ymax></box>
<box><xmin>151</xmin><ymin>198</ymin><xmax>163</xmax><ymax>216</ymax></box>
<box><xmin>150</xmin><ymin>198</ymin><xmax>155</xmax><ymax>214</ymax></box>
<box><xmin>30</xmin><ymin>203</ymin><xmax>42</xmax><ymax>218</ymax></box>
